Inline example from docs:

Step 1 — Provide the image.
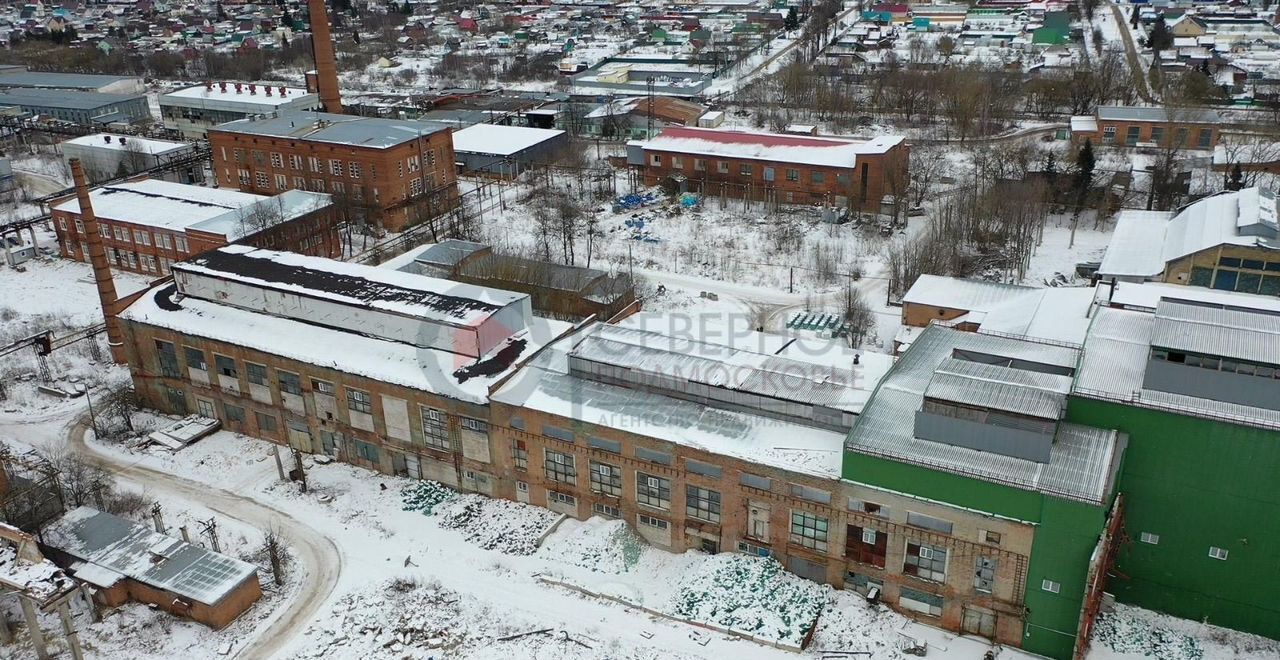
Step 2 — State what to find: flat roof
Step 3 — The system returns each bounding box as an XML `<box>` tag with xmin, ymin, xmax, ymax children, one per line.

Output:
<box><xmin>0</xmin><ymin>88</ymin><xmax>144</xmax><ymax>110</ymax></box>
<box><xmin>162</xmin><ymin>83</ymin><xmax>314</xmax><ymax>107</ymax></box>
<box><xmin>177</xmin><ymin>245</ymin><xmax>526</xmax><ymax>328</ymax></box>
<box><xmin>847</xmin><ymin>325</ymin><xmax>1120</xmax><ymax>504</ymax></box>
<box><xmin>187</xmin><ymin>189</ymin><xmax>332</xmax><ymax>240</ymax></box>
<box><xmin>52</xmin><ymin>179</ymin><xmax>264</xmax><ymax>230</ymax></box>
<box><xmin>451</xmin><ymin>123</ymin><xmax>566</xmax><ymax>156</ymax></box>
<box><xmin>120</xmin><ymin>281</ymin><xmax>572</xmax><ymax>404</ymax></box>
<box><xmin>42</xmin><ymin>507</ymin><xmax>257</xmax><ymax>606</ymax></box>
<box><xmin>492</xmin><ymin>326</ymin><xmax>851</xmax><ymax>478</ymax></box>
<box><xmin>63</xmin><ymin>133</ymin><xmax>192</xmax><ymax>155</ymax></box>
<box><xmin>211</xmin><ymin>111</ymin><xmax>451</xmax><ymax>149</ymax></box>
<box><xmin>0</xmin><ymin>70</ymin><xmax>139</xmax><ymax>90</ymax></box>
<box><xmin>632</xmin><ymin>127</ymin><xmax>904</xmax><ymax>168</ymax></box>
<box><xmin>1096</xmin><ymin>105</ymin><xmax>1221</xmax><ymax>124</ymax></box>
<box><xmin>902</xmin><ymin>274</ymin><xmax>1032</xmax><ymax>311</ymax></box>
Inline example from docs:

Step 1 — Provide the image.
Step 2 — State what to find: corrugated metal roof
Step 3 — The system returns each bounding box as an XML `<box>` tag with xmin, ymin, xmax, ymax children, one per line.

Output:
<box><xmin>42</xmin><ymin>507</ymin><xmax>257</xmax><ymax>605</ymax></box>
<box><xmin>1151</xmin><ymin>299</ymin><xmax>1280</xmax><ymax>365</ymax></box>
<box><xmin>846</xmin><ymin>325</ymin><xmax>1119</xmax><ymax>504</ymax></box>
<box><xmin>924</xmin><ymin>358</ymin><xmax>1070</xmax><ymax>420</ymax></box>
<box><xmin>1096</xmin><ymin>105</ymin><xmax>1220</xmax><ymax>124</ymax></box>
<box><xmin>901</xmin><ymin>274</ymin><xmax>1033</xmax><ymax>311</ymax></box>
<box><xmin>212</xmin><ymin>111</ymin><xmax>450</xmax><ymax>148</ymax></box>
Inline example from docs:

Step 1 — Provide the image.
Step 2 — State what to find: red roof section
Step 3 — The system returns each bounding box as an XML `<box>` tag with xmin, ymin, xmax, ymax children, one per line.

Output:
<box><xmin>657</xmin><ymin>127</ymin><xmax>853</xmax><ymax>148</ymax></box>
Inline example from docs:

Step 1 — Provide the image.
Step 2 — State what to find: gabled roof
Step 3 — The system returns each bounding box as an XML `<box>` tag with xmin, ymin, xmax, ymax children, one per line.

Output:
<box><xmin>632</xmin><ymin>127</ymin><xmax>903</xmax><ymax>168</ymax></box>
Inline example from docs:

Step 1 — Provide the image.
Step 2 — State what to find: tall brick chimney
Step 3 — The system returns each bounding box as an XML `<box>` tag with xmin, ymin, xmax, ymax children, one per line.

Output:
<box><xmin>307</xmin><ymin>0</ymin><xmax>343</xmax><ymax>114</ymax></box>
<box><xmin>69</xmin><ymin>159</ymin><xmax>125</xmax><ymax>364</ymax></box>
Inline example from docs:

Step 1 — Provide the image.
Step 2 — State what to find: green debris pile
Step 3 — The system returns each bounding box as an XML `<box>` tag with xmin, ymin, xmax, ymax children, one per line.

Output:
<box><xmin>668</xmin><ymin>554</ymin><xmax>826</xmax><ymax>646</ymax></box>
<box><xmin>401</xmin><ymin>480</ymin><xmax>459</xmax><ymax>515</ymax></box>
<box><xmin>1092</xmin><ymin>608</ymin><xmax>1205</xmax><ymax>660</ymax></box>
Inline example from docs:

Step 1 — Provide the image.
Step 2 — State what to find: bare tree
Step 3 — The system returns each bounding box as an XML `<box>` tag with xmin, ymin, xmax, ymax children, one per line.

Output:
<box><xmin>842</xmin><ymin>284</ymin><xmax>875</xmax><ymax>347</ymax></box>
<box><xmin>260</xmin><ymin>525</ymin><xmax>291</xmax><ymax>586</ymax></box>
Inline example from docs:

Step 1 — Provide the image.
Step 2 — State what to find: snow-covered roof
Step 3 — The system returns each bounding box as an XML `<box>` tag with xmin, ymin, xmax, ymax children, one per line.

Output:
<box><xmin>1099</xmin><ymin>188</ymin><xmax>1280</xmax><ymax>280</ymax></box>
<box><xmin>187</xmin><ymin>189</ymin><xmax>332</xmax><ymax>240</ymax></box>
<box><xmin>1105</xmin><ymin>280</ymin><xmax>1280</xmax><ymax>314</ymax></box>
<box><xmin>1096</xmin><ymin>105</ymin><xmax>1221</xmax><ymax>124</ymax></box>
<box><xmin>976</xmin><ymin>286</ymin><xmax>1096</xmax><ymax>345</ymax></box>
<box><xmin>212</xmin><ymin>111</ymin><xmax>451</xmax><ymax>149</ymax></box>
<box><xmin>1151</xmin><ymin>298</ymin><xmax>1280</xmax><ymax>366</ymax></box>
<box><xmin>1076</xmin><ymin>305</ymin><xmax>1280</xmax><ymax>429</ymax></box>
<box><xmin>492</xmin><ymin>326</ymin><xmax>850</xmax><ymax>478</ymax></box>
<box><xmin>924</xmin><ymin>356</ymin><xmax>1072</xmax><ymax>420</ymax></box>
<box><xmin>162</xmin><ymin>82</ymin><xmax>312</xmax><ymax>106</ymax></box>
<box><xmin>63</xmin><ymin>133</ymin><xmax>191</xmax><ymax>155</ymax></box>
<box><xmin>1070</xmin><ymin>115</ymin><xmax>1098</xmax><ymax>133</ymax></box>
<box><xmin>451</xmin><ymin>123</ymin><xmax>566</xmax><ymax>157</ymax></box>
<box><xmin>42</xmin><ymin>507</ymin><xmax>257</xmax><ymax>606</ymax></box>
<box><xmin>632</xmin><ymin>127</ymin><xmax>904</xmax><ymax>168</ymax></box>
<box><xmin>847</xmin><ymin>325</ymin><xmax>1121</xmax><ymax>504</ymax></box>
<box><xmin>120</xmin><ymin>279</ymin><xmax>573</xmax><ymax>404</ymax></box>
<box><xmin>51</xmin><ymin>179</ymin><xmax>265</xmax><ymax>231</ymax></box>
<box><xmin>902</xmin><ymin>274</ymin><xmax>1033</xmax><ymax>312</ymax></box>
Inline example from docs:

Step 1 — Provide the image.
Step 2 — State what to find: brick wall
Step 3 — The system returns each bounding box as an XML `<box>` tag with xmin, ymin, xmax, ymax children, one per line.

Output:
<box><xmin>207</xmin><ymin>128</ymin><xmax>459</xmax><ymax>231</ymax></box>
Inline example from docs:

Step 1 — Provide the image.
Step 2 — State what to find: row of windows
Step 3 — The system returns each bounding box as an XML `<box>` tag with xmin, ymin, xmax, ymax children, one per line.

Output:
<box><xmin>163</xmin><ymin>342</ymin><xmax>485</xmax><ymax>442</ymax></box>
<box><xmin>58</xmin><ymin>217</ymin><xmax>189</xmax><ymax>253</ymax></box>
<box><xmin>232</xmin><ymin>147</ymin><xmax>442</xmax><ymax>180</ymax></box>
<box><xmin>1152</xmin><ymin>348</ymin><xmax>1280</xmax><ymax>379</ymax></box>
<box><xmin>1100</xmin><ymin>124</ymin><xmax>1212</xmax><ymax>149</ymax></box>
<box><xmin>647</xmin><ymin>153</ymin><xmax>842</xmax><ymax>185</ymax></box>
<box><xmin>1191</xmin><ymin>265</ymin><xmax>1280</xmax><ymax>297</ymax></box>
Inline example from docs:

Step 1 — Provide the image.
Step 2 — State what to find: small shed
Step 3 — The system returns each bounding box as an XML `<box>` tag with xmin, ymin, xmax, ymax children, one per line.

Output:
<box><xmin>41</xmin><ymin>507</ymin><xmax>262</xmax><ymax>629</ymax></box>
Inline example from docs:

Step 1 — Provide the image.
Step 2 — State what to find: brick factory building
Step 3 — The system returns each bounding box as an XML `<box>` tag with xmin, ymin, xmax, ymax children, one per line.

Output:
<box><xmin>627</xmin><ymin>127</ymin><xmax>909</xmax><ymax>214</ymax></box>
<box><xmin>52</xmin><ymin>179</ymin><xmax>338</xmax><ymax>276</ymax></box>
<box><xmin>1070</xmin><ymin>105</ymin><xmax>1223</xmax><ymax>151</ymax></box>
<box><xmin>207</xmin><ymin>111</ymin><xmax>459</xmax><ymax>232</ymax></box>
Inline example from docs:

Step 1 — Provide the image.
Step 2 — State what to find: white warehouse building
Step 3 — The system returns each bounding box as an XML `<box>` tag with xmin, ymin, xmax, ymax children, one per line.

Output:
<box><xmin>61</xmin><ymin>134</ymin><xmax>202</xmax><ymax>185</ymax></box>
<box><xmin>159</xmin><ymin>82</ymin><xmax>321</xmax><ymax>139</ymax></box>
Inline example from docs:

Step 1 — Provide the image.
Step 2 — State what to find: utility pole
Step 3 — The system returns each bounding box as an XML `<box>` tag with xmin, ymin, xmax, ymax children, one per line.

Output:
<box><xmin>150</xmin><ymin>502</ymin><xmax>165</xmax><ymax>534</ymax></box>
<box><xmin>292</xmin><ymin>448</ymin><xmax>308</xmax><ymax>493</ymax></box>
<box><xmin>199</xmin><ymin>518</ymin><xmax>220</xmax><ymax>554</ymax></box>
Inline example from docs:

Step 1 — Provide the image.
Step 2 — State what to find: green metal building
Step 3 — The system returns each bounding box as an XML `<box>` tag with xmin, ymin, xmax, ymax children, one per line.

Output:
<box><xmin>1069</xmin><ymin>299</ymin><xmax>1280</xmax><ymax>640</ymax></box>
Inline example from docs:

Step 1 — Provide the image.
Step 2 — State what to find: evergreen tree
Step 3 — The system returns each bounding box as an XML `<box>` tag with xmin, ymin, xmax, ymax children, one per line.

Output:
<box><xmin>1148</xmin><ymin>15</ymin><xmax>1173</xmax><ymax>54</ymax></box>
<box><xmin>1075</xmin><ymin>140</ymin><xmax>1095</xmax><ymax>199</ymax></box>
<box><xmin>1228</xmin><ymin>163</ymin><xmax>1244</xmax><ymax>191</ymax></box>
<box><xmin>1130</xmin><ymin>6</ymin><xmax>1140</xmax><ymax>29</ymax></box>
<box><xmin>784</xmin><ymin>7</ymin><xmax>799</xmax><ymax>31</ymax></box>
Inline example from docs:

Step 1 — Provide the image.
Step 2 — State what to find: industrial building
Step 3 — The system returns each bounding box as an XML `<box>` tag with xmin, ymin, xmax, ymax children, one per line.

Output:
<box><xmin>0</xmin><ymin>66</ymin><xmax>144</xmax><ymax>95</ymax></box>
<box><xmin>41</xmin><ymin>507</ymin><xmax>262</xmax><ymax>629</ymax></box>
<box><xmin>0</xmin><ymin>89</ymin><xmax>151</xmax><ymax>126</ymax></box>
<box><xmin>628</xmin><ymin>127</ymin><xmax>910</xmax><ymax>214</ymax></box>
<box><xmin>51</xmin><ymin>179</ymin><xmax>338</xmax><ymax>275</ymax></box>
<box><xmin>118</xmin><ymin>245</ymin><xmax>575</xmax><ymax>489</ymax></box>
<box><xmin>397</xmin><ymin>239</ymin><xmax>636</xmax><ymax>321</ymax></box>
<box><xmin>207</xmin><ymin>111</ymin><xmax>458</xmax><ymax>231</ymax></box>
<box><xmin>1070</xmin><ymin>105</ymin><xmax>1223</xmax><ymax>150</ymax></box>
<box><xmin>61</xmin><ymin>134</ymin><xmax>203</xmax><ymax>185</ymax></box>
<box><xmin>1097</xmin><ymin>186</ymin><xmax>1280</xmax><ymax>292</ymax></box>
<box><xmin>159</xmin><ymin>82</ymin><xmax>321</xmax><ymax>139</ymax></box>
<box><xmin>450</xmin><ymin>124</ymin><xmax>569</xmax><ymax>178</ymax></box>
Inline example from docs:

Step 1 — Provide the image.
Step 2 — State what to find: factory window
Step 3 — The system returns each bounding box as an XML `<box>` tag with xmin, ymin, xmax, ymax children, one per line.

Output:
<box><xmin>332</xmin><ymin>181</ymin><xmax>345</xmax><ymax>194</ymax></box>
<box><xmin>234</xmin><ymin>148</ymin><xmax>245</xmax><ymax>163</ymax></box>
<box><xmin>1150</xmin><ymin>126</ymin><xmax>1165</xmax><ymax>145</ymax></box>
<box><xmin>270</xmin><ymin>152</ymin><xmax>284</xmax><ymax>168</ymax></box>
<box><xmin>346</xmin><ymin>388</ymin><xmax>372</xmax><ymax>414</ymax></box>
<box><xmin>255</xmin><ymin>411</ymin><xmax>278</xmax><ymax>432</ymax></box>
<box><xmin>174</xmin><ymin>236</ymin><xmax>188</xmax><ymax>253</ymax></box>
<box><xmin>352</xmin><ymin>185</ymin><xmax>363</xmax><ymax>200</ymax></box>
<box><xmin>155</xmin><ymin>340</ymin><xmax>180</xmax><ymax>378</ymax></box>
<box><xmin>353</xmin><ymin>439</ymin><xmax>379</xmax><ymax>463</ymax></box>
<box><xmin>223</xmin><ymin>403</ymin><xmax>245</xmax><ymax>423</ymax></box>
<box><xmin>255</xmin><ymin>171</ymin><xmax>269</xmax><ymax>189</ymax></box>
<box><xmin>906</xmin><ymin>512</ymin><xmax>954</xmax><ymax>535</ymax></box>
<box><xmin>587</xmin><ymin>436</ymin><xmax>621</xmax><ymax>454</ymax></box>
<box><xmin>329</xmin><ymin>159</ymin><xmax>343</xmax><ymax>176</ymax></box>
<box><xmin>277</xmin><ymin>370</ymin><xmax>302</xmax><ymax>395</ymax></box>
<box><xmin>649</xmin><ymin>154</ymin><xmax>662</xmax><ymax>166</ymax></box>
<box><xmin>409</xmin><ymin>178</ymin><xmax>422</xmax><ymax>195</ymax></box>
<box><xmin>1041</xmin><ymin>579</ymin><xmax>1061</xmax><ymax>593</ymax></box>
<box><xmin>638</xmin><ymin>514</ymin><xmax>668</xmax><ymax>531</ymax></box>
<box><xmin>213</xmin><ymin>354</ymin><xmax>237</xmax><ymax>378</ymax></box>
<box><xmin>1125</xmin><ymin>125</ymin><xmax>1140</xmax><ymax>146</ymax></box>
<box><xmin>1197</xmin><ymin>128</ymin><xmax>1212</xmax><ymax>149</ymax></box>
<box><xmin>810</xmin><ymin>170</ymin><xmax>826</xmax><ymax>184</ymax></box>
<box><xmin>142</xmin><ymin>256</ymin><xmax>157</xmax><ymax>273</ymax></box>
<box><xmin>904</xmin><ymin>541</ymin><xmax>948</xmax><ymax>582</ymax></box>
<box><xmin>289</xmin><ymin>154</ymin><xmax>303</xmax><ymax>170</ymax></box>
<box><xmin>1140</xmin><ymin>532</ymin><xmax>1160</xmax><ymax>545</ymax></box>
<box><xmin>637</xmin><ymin>472</ymin><xmax>671</xmax><ymax>510</ymax></box>
<box><xmin>293</xmin><ymin>176</ymin><xmax>306</xmax><ymax>190</ymax></box>
<box><xmin>349</xmin><ymin>161</ymin><xmax>361</xmax><ymax>179</ymax></box>
<box><xmin>685</xmin><ymin>459</ymin><xmax>721</xmax><ymax>479</ymax></box>
<box><xmin>740</xmin><ymin>473</ymin><xmax>771</xmax><ymax>491</ymax></box>
<box><xmin>311</xmin><ymin>379</ymin><xmax>335</xmax><ymax>396</ymax></box>
<box><xmin>544</xmin><ymin>449</ymin><xmax>577</xmax><ymax>484</ymax></box>
<box><xmin>849</xmin><ymin>499</ymin><xmax>889</xmax><ymax>519</ymax></box>
<box><xmin>1102</xmin><ymin>126</ymin><xmax>1116</xmax><ymax>144</ymax></box>
<box><xmin>460</xmin><ymin>417</ymin><xmax>487</xmax><ymax>433</ymax></box>
<box><xmin>509</xmin><ymin>416</ymin><xmax>525</xmax><ymax>431</ymax></box>
<box><xmin>717</xmin><ymin>160</ymin><xmax>729</xmax><ymax>173</ymax></box>
<box><xmin>426</xmin><ymin>150</ymin><xmax>437</xmax><ymax>167</ymax></box>
<box><xmin>671</xmin><ymin>156</ymin><xmax>683</xmax><ymax>169</ymax></box>
<box><xmin>114</xmin><ymin>226</ymin><xmax>126</xmax><ymax>241</ymax></box>
<box><xmin>133</xmin><ymin>230</ymin><xmax>148</xmax><ymax>245</ymax></box>
<box><xmin>549</xmin><ymin>491</ymin><xmax>576</xmax><ymax>507</ymax></box>
<box><xmin>789</xmin><ymin>511</ymin><xmax>829</xmax><ymax>553</ymax></box>
<box><xmin>157</xmin><ymin>233</ymin><xmax>171</xmax><ymax>250</ymax></box>
<box><xmin>311</xmin><ymin>179</ymin><xmax>325</xmax><ymax>192</ymax></box>
<box><xmin>183</xmin><ymin>347</ymin><xmax>207</xmax><ymax>371</ymax></box>
<box><xmin>975</xmin><ymin>557</ymin><xmax>997</xmax><ymax>593</ymax></box>
<box><xmin>739</xmin><ymin>164</ymin><xmax>753</xmax><ymax>176</ymax></box>
<box><xmin>246</xmin><ymin>362</ymin><xmax>268</xmax><ymax>386</ymax></box>
<box><xmin>634</xmin><ymin>446</ymin><xmax>672</xmax><ymax>465</ymax></box>
<box><xmin>542</xmin><ymin>424</ymin><xmax>574</xmax><ymax>443</ymax></box>
<box><xmin>397</xmin><ymin>161</ymin><xmax>404</xmax><ymax>178</ymax></box>
<box><xmin>593</xmin><ymin>503</ymin><xmax>619</xmax><ymax>518</ymax></box>
<box><xmin>899</xmin><ymin>588</ymin><xmax>943</xmax><ymax>617</ymax></box>
<box><xmin>686</xmin><ymin>485</ymin><xmax>721</xmax><ymax>523</ymax></box>
<box><xmin>99</xmin><ymin>224</ymin><xmax>109</xmax><ymax>238</ymax></box>
<box><xmin>981</xmin><ymin>530</ymin><xmax>1002</xmax><ymax>545</ymax></box>
<box><xmin>276</xmin><ymin>174</ymin><xmax>288</xmax><ymax>190</ymax></box>
<box><xmin>790</xmin><ymin>484</ymin><xmax>831</xmax><ymax>505</ymax></box>
<box><xmin>1209</xmin><ymin>546</ymin><xmax>1229</xmax><ymax>561</ymax></box>
<box><xmin>846</xmin><ymin>525</ymin><xmax>886</xmax><ymax>568</ymax></box>
<box><xmin>309</xmin><ymin>156</ymin><xmax>321</xmax><ymax>172</ymax></box>
<box><xmin>511</xmin><ymin>439</ymin><xmax>528</xmax><ymax>470</ymax></box>
<box><xmin>238</xmin><ymin>169</ymin><xmax>250</xmax><ymax>186</ymax></box>
<box><xmin>420</xmin><ymin>406</ymin><xmax>449</xmax><ymax>450</ymax></box>
<box><xmin>589</xmin><ymin>461</ymin><xmax>622</xmax><ymax>496</ymax></box>
<box><xmin>408</xmin><ymin>155</ymin><xmax>420</xmax><ymax>172</ymax></box>
<box><xmin>251</xmin><ymin>150</ymin><xmax>265</xmax><ymax>165</ymax></box>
